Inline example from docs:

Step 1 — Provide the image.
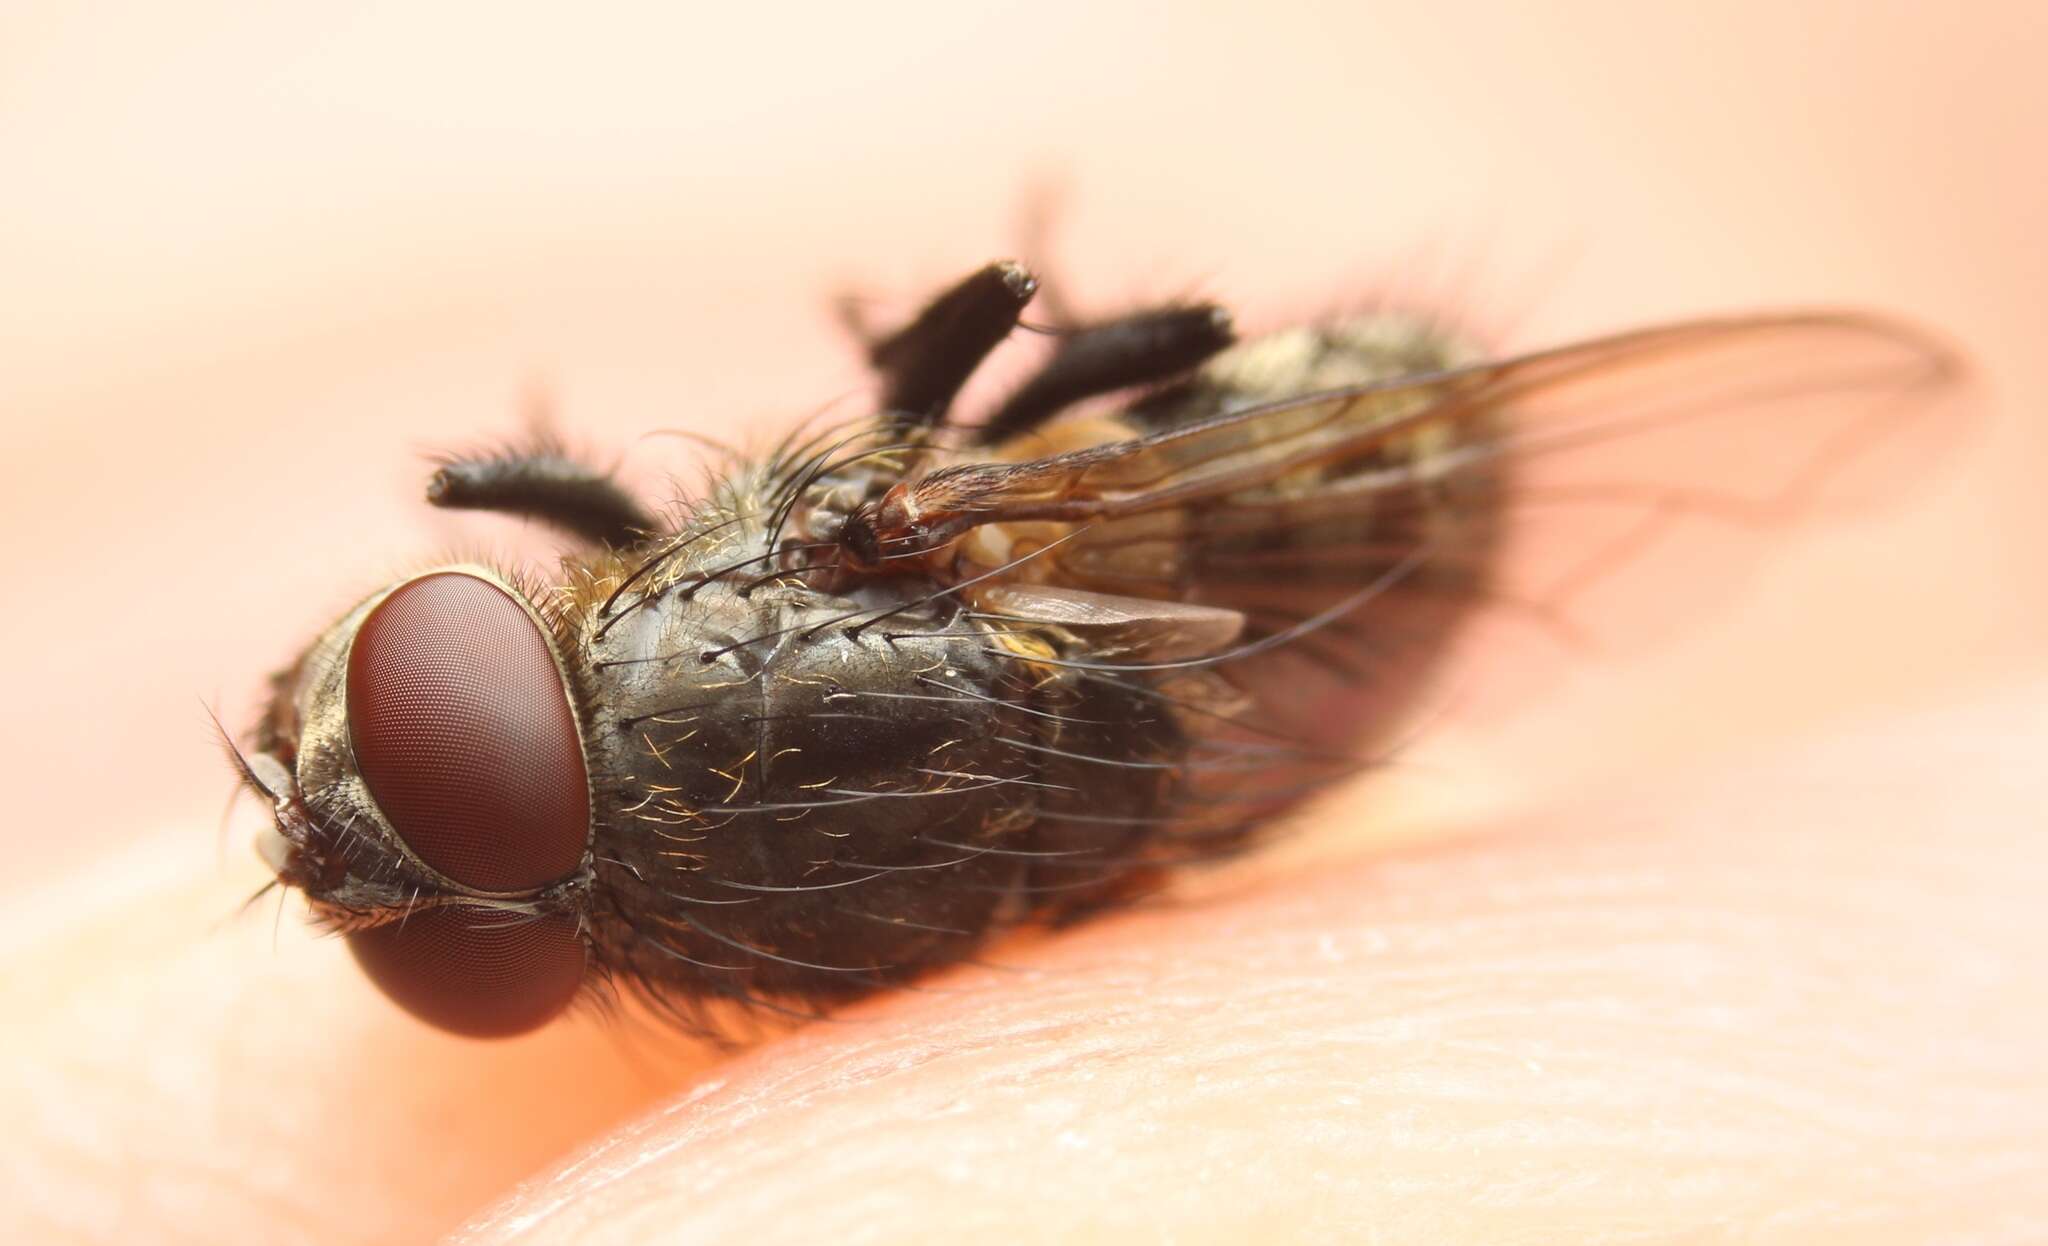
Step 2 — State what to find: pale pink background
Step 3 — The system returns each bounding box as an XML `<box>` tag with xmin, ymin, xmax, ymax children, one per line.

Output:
<box><xmin>4</xmin><ymin>3</ymin><xmax>2041</xmax><ymax>888</ymax></box>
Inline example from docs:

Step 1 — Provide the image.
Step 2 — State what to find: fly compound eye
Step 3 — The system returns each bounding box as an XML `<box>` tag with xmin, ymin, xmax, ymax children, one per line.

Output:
<box><xmin>347</xmin><ymin>572</ymin><xmax>591</xmax><ymax>892</ymax></box>
<box><xmin>348</xmin><ymin>907</ymin><xmax>585</xmax><ymax>1037</ymax></box>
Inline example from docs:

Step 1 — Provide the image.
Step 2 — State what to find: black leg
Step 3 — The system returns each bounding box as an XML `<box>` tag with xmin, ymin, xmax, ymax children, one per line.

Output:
<box><xmin>975</xmin><ymin>304</ymin><xmax>1236</xmax><ymax>445</ymax></box>
<box><xmin>426</xmin><ymin>444</ymin><xmax>654</xmax><ymax>547</ymax></box>
<box><xmin>866</xmin><ymin>261</ymin><xmax>1038</xmax><ymax>428</ymax></box>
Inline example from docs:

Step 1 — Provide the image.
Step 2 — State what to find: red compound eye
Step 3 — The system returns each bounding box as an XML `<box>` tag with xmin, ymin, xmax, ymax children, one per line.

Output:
<box><xmin>349</xmin><ymin>906</ymin><xmax>585</xmax><ymax>1037</ymax></box>
<box><xmin>347</xmin><ymin>572</ymin><xmax>589</xmax><ymax>892</ymax></box>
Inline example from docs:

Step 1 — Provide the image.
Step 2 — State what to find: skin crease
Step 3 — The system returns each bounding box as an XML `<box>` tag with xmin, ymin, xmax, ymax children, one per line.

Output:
<box><xmin>4</xmin><ymin>4</ymin><xmax>2046</xmax><ymax>1244</ymax></box>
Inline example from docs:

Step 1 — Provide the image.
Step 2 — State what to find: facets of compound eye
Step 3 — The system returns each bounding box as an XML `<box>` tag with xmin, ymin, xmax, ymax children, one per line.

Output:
<box><xmin>349</xmin><ymin>906</ymin><xmax>586</xmax><ymax>1038</ymax></box>
<box><xmin>346</xmin><ymin>572</ymin><xmax>590</xmax><ymax>893</ymax></box>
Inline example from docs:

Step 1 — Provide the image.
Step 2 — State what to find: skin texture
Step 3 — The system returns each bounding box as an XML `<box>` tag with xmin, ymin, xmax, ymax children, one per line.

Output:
<box><xmin>3</xmin><ymin>3</ymin><xmax>2044</xmax><ymax>1243</ymax></box>
<box><xmin>459</xmin><ymin>691</ymin><xmax>2048</xmax><ymax>1245</ymax></box>
<box><xmin>8</xmin><ymin>687</ymin><xmax>2045</xmax><ymax>1244</ymax></box>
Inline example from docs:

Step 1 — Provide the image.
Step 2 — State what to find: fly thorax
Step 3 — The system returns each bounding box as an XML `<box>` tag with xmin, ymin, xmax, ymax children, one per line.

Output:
<box><xmin>574</xmin><ymin>576</ymin><xmax>1036</xmax><ymax>997</ymax></box>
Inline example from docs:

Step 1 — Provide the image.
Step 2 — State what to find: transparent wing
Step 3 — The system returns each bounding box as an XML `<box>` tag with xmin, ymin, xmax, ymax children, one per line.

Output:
<box><xmin>889</xmin><ymin>311</ymin><xmax>1964</xmax><ymax>751</ymax></box>
<box><xmin>874</xmin><ymin>312</ymin><xmax>1956</xmax><ymax>538</ymax></box>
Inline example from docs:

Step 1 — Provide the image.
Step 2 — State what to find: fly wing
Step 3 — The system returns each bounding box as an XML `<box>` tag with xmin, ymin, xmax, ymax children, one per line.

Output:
<box><xmin>914</xmin><ymin>311</ymin><xmax>1962</xmax><ymax>749</ymax></box>
<box><xmin>897</xmin><ymin>312</ymin><xmax>1955</xmax><ymax>534</ymax></box>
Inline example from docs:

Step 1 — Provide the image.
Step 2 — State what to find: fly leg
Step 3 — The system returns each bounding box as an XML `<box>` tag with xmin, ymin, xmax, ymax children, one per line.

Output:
<box><xmin>856</xmin><ymin>261</ymin><xmax>1040</xmax><ymax>429</ymax></box>
<box><xmin>426</xmin><ymin>442</ymin><xmax>654</xmax><ymax>547</ymax></box>
<box><xmin>974</xmin><ymin>303</ymin><xmax>1237</xmax><ymax>446</ymax></box>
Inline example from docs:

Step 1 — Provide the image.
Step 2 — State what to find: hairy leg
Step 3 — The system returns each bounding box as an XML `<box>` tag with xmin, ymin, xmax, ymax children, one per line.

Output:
<box><xmin>861</xmin><ymin>260</ymin><xmax>1039</xmax><ymax>428</ymax></box>
<box><xmin>977</xmin><ymin>303</ymin><xmax>1237</xmax><ymax>445</ymax></box>
<box><xmin>427</xmin><ymin>442</ymin><xmax>654</xmax><ymax>547</ymax></box>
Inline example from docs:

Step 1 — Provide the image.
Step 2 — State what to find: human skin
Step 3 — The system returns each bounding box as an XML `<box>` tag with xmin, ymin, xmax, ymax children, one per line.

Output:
<box><xmin>5</xmin><ymin>3</ymin><xmax>2046</xmax><ymax>1243</ymax></box>
<box><xmin>458</xmin><ymin>689</ymin><xmax>2048</xmax><ymax>1245</ymax></box>
<box><xmin>8</xmin><ymin>685</ymin><xmax>2045</xmax><ymax>1244</ymax></box>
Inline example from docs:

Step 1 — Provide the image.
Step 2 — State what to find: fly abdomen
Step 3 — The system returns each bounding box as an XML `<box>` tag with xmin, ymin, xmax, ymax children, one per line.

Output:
<box><xmin>1053</xmin><ymin>313</ymin><xmax>1507</xmax><ymax>765</ymax></box>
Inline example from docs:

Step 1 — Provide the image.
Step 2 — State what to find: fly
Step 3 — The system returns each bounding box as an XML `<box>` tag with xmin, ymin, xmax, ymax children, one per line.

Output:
<box><xmin>231</xmin><ymin>259</ymin><xmax>1956</xmax><ymax>1037</ymax></box>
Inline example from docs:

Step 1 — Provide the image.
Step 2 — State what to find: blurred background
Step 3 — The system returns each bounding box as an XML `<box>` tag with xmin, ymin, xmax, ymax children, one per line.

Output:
<box><xmin>5</xmin><ymin>0</ymin><xmax>2042</xmax><ymax>882</ymax></box>
<box><xmin>3</xmin><ymin>2</ymin><xmax>2042</xmax><ymax>1242</ymax></box>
